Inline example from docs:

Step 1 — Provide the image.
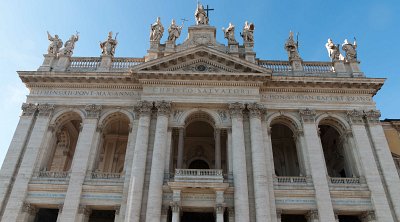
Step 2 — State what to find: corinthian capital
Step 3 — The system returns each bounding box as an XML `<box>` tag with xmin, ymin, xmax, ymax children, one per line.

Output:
<box><xmin>247</xmin><ymin>102</ymin><xmax>265</xmax><ymax>119</ymax></box>
<box><xmin>364</xmin><ymin>110</ymin><xmax>381</xmax><ymax>124</ymax></box>
<box><xmin>347</xmin><ymin>109</ymin><xmax>364</xmax><ymax>125</ymax></box>
<box><xmin>155</xmin><ymin>100</ymin><xmax>172</xmax><ymax>116</ymax></box>
<box><xmin>229</xmin><ymin>102</ymin><xmax>245</xmax><ymax>118</ymax></box>
<box><xmin>37</xmin><ymin>103</ymin><xmax>55</xmax><ymax>117</ymax></box>
<box><xmin>21</xmin><ymin>103</ymin><xmax>37</xmax><ymax>116</ymax></box>
<box><xmin>299</xmin><ymin>108</ymin><xmax>316</xmax><ymax>123</ymax></box>
<box><xmin>134</xmin><ymin>100</ymin><xmax>153</xmax><ymax>116</ymax></box>
<box><xmin>84</xmin><ymin>104</ymin><xmax>102</xmax><ymax>118</ymax></box>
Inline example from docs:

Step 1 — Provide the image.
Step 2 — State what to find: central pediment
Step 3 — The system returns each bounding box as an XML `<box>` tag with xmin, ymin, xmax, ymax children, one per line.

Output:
<box><xmin>131</xmin><ymin>45</ymin><xmax>271</xmax><ymax>74</ymax></box>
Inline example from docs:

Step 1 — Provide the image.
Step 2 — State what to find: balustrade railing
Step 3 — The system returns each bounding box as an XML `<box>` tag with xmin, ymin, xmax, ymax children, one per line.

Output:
<box><xmin>303</xmin><ymin>61</ymin><xmax>334</xmax><ymax>73</ymax></box>
<box><xmin>274</xmin><ymin>176</ymin><xmax>308</xmax><ymax>184</ymax></box>
<box><xmin>111</xmin><ymin>57</ymin><xmax>144</xmax><ymax>69</ymax></box>
<box><xmin>174</xmin><ymin>169</ymin><xmax>223</xmax><ymax>182</ymax></box>
<box><xmin>258</xmin><ymin>60</ymin><xmax>292</xmax><ymax>72</ymax></box>
<box><xmin>329</xmin><ymin>177</ymin><xmax>361</xmax><ymax>185</ymax></box>
<box><xmin>91</xmin><ymin>172</ymin><xmax>122</xmax><ymax>179</ymax></box>
<box><xmin>34</xmin><ymin>171</ymin><xmax>70</xmax><ymax>179</ymax></box>
<box><xmin>69</xmin><ymin>57</ymin><xmax>101</xmax><ymax>70</ymax></box>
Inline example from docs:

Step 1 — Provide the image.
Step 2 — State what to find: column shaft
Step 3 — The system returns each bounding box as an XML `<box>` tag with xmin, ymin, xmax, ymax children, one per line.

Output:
<box><xmin>145</xmin><ymin>101</ymin><xmax>171</xmax><ymax>222</ymax></box>
<box><xmin>215</xmin><ymin>129</ymin><xmax>221</xmax><ymax>169</ymax></box>
<box><xmin>229</xmin><ymin>102</ymin><xmax>250</xmax><ymax>222</ymax></box>
<box><xmin>2</xmin><ymin>104</ymin><xmax>54</xmax><ymax>221</ymax></box>
<box><xmin>177</xmin><ymin>128</ymin><xmax>184</xmax><ymax>169</ymax></box>
<box><xmin>125</xmin><ymin>101</ymin><xmax>152</xmax><ymax>222</ymax></box>
<box><xmin>300</xmin><ymin>109</ymin><xmax>335</xmax><ymax>222</ymax></box>
<box><xmin>248</xmin><ymin>103</ymin><xmax>271</xmax><ymax>222</ymax></box>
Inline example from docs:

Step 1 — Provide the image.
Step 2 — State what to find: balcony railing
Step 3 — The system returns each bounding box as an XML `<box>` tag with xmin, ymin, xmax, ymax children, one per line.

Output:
<box><xmin>274</xmin><ymin>176</ymin><xmax>308</xmax><ymax>184</ymax></box>
<box><xmin>258</xmin><ymin>60</ymin><xmax>292</xmax><ymax>72</ymax></box>
<box><xmin>174</xmin><ymin>169</ymin><xmax>224</xmax><ymax>183</ymax></box>
<box><xmin>69</xmin><ymin>57</ymin><xmax>101</xmax><ymax>71</ymax></box>
<box><xmin>329</xmin><ymin>177</ymin><xmax>361</xmax><ymax>185</ymax></box>
<box><xmin>111</xmin><ymin>58</ymin><xmax>145</xmax><ymax>70</ymax></box>
<box><xmin>35</xmin><ymin>171</ymin><xmax>70</xmax><ymax>178</ymax></box>
<box><xmin>303</xmin><ymin>61</ymin><xmax>334</xmax><ymax>73</ymax></box>
<box><xmin>91</xmin><ymin>172</ymin><xmax>122</xmax><ymax>179</ymax></box>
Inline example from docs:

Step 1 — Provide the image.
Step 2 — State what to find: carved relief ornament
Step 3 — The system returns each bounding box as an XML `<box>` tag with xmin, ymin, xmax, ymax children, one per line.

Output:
<box><xmin>299</xmin><ymin>108</ymin><xmax>316</xmax><ymax>123</ymax></box>
<box><xmin>306</xmin><ymin>210</ymin><xmax>319</xmax><ymax>220</ymax></box>
<box><xmin>134</xmin><ymin>100</ymin><xmax>153</xmax><ymax>116</ymax></box>
<box><xmin>247</xmin><ymin>102</ymin><xmax>265</xmax><ymax>119</ymax></box>
<box><xmin>37</xmin><ymin>103</ymin><xmax>55</xmax><ymax>117</ymax></box>
<box><xmin>155</xmin><ymin>100</ymin><xmax>172</xmax><ymax>116</ymax></box>
<box><xmin>84</xmin><ymin>104</ymin><xmax>102</xmax><ymax>118</ymax></box>
<box><xmin>364</xmin><ymin>110</ymin><xmax>381</xmax><ymax>124</ymax></box>
<box><xmin>22</xmin><ymin>202</ymin><xmax>37</xmax><ymax>215</ymax></box>
<box><xmin>21</xmin><ymin>103</ymin><xmax>37</xmax><ymax>116</ymax></box>
<box><xmin>347</xmin><ymin>109</ymin><xmax>364</xmax><ymax>125</ymax></box>
<box><xmin>229</xmin><ymin>102</ymin><xmax>245</xmax><ymax>119</ymax></box>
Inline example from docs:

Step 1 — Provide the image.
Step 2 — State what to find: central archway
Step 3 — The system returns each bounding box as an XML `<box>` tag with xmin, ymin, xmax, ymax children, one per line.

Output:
<box><xmin>188</xmin><ymin>159</ymin><xmax>210</xmax><ymax>169</ymax></box>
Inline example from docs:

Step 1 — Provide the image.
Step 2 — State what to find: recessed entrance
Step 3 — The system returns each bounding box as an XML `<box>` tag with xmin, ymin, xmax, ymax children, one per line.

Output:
<box><xmin>281</xmin><ymin>214</ymin><xmax>307</xmax><ymax>222</ymax></box>
<box><xmin>34</xmin><ymin>208</ymin><xmax>59</xmax><ymax>222</ymax></box>
<box><xmin>181</xmin><ymin>212</ymin><xmax>215</xmax><ymax>222</ymax></box>
<box><xmin>188</xmin><ymin>159</ymin><xmax>210</xmax><ymax>169</ymax></box>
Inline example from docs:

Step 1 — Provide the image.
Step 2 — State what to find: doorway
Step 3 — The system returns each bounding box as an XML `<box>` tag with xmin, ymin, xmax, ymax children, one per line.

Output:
<box><xmin>181</xmin><ymin>212</ymin><xmax>215</xmax><ymax>222</ymax></box>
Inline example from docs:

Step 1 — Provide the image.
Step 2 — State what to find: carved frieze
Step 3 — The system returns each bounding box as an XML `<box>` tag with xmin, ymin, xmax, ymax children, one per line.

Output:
<box><xmin>299</xmin><ymin>108</ymin><xmax>316</xmax><ymax>123</ymax></box>
<box><xmin>84</xmin><ymin>104</ymin><xmax>102</xmax><ymax>118</ymax></box>
<box><xmin>37</xmin><ymin>103</ymin><xmax>55</xmax><ymax>117</ymax></box>
<box><xmin>229</xmin><ymin>102</ymin><xmax>245</xmax><ymax>119</ymax></box>
<box><xmin>21</xmin><ymin>103</ymin><xmax>37</xmax><ymax>116</ymax></box>
<box><xmin>134</xmin><ymin>100</ymin><xmax>153</xmax><ymax>117</ymax></box>
<box><xmin>347</xmin><ymin>109</ymin><xmax>364</xmax><ymax>125</ymax></box>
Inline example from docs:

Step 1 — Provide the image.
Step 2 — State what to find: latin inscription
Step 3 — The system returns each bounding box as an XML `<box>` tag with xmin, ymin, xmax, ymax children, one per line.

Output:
<box><xmin>147</xmin><ymin>87</ymin><xmax>258</xmax><ymax>96</ymax></box>
<box><xmin>262</xmin><ymin>94</ymin><xmax>372</xmax><ymax>103</ymax></box>
<box><xmin>31</xmin><ymin>89</ymin><xmax>140</xmax><ymax>97</ymax></box>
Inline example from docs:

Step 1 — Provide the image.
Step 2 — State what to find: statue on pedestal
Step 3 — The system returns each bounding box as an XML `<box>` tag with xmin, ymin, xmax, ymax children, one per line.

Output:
<box><xmin>240</xmin><ymin>21</ymin><xmax>255</xmax><ymax>43</ymax></box>
<box><xmin>167</xmin><ymin>19</ymin><xmax>183</xmax><ymax>44</ymax></box>
<box><xmin>325</xmin><ymin>38</ymin><xmax>343</xmax><ymax>62</ymax></box>
<box><xmin>223</xmin><ymin>23</ymin><xmax>237</xmax><ymax>44</ymax></box>
<box><xmin>46</xmin><ymin>31</ymin><xmax>63</xmax><ymax>55</ymax></box>
<box><xmin>59</xmin><ymin>32</ymin><xmax>79</xmax><ymax>56</ymax></box>
<box><xmin>100</xmin><ymin>32</ymin><xmax>118</xmax><ymax>56</ymax></box>
<box><xmin>342</xmin><ymin>38</ymin><xmax>357</xmax><ymax>62</ymax></box>
<box><xmin>195</xmin><ymin>3</ymin><xmax>209</xmax><ymax>25</ymax></box>
<box><xmin>150</xmin><ymin>17</ymin><xmax>164</xmax><ymax>42</ymax></box>
<box><xmin>284</xmin><ymin>31</ymin><xmax>301</xmax><ymax>60</ymax></box>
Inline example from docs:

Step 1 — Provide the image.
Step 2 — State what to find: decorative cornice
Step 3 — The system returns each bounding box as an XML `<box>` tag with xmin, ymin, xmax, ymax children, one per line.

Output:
<box><xmin>21</xmin><ymin>103</ymin><xmax>37</xmax><ymax>116</ymax></box>
<box><xmin>364</xmin><ymin>110</ymin><xmax>381</xmax><ymax>124</ymax></box>
<box><xmin>84</xmin><ymin>104</ymin><xmax>102</xmax><ymax>118</ymax></box>
<box><xmin>247</xmin><ymin>102</ymin><xmax>265</xmax><ymax>119</ymax></box>
<box><xmin>229</xmin><ymin>102</ymin><xmax>245</xmax><ymax>119</ymax></box>
<box><xmin>347</xmin><ymin>109</ymin><xmax>364</xmax><ymax>125</ymax></box>
<box><xmin>155</xmin><ymin>100</ymin><xmax>172</xmax><ymax>116</ymax></box>
<box><xmin>134</xmin><ymin>100</ymin><xmax>153</xmax><ymax>117</ymax></box>
<box><xmin>37</xmin><ymin>103</ymin><xmax>55</xmax><ymax>117</ymax></box>
<box><xmin>299</xmin><ymin>108</ymin><xmax>316</xmax><ymax>123</ymax></box>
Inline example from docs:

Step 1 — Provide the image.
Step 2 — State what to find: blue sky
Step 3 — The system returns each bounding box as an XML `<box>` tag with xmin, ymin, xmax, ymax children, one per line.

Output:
<box><xmin>0</xmin><ymin>0</ymin><xmax>398</xmax><ymax>166</ymax></box>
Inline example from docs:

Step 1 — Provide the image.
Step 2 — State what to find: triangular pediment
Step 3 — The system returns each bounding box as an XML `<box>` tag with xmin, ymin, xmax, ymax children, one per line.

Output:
<box><xmin>131</xmin><ymin>45</ymin><xmax>271</xmax><ymax>74</ymax></box>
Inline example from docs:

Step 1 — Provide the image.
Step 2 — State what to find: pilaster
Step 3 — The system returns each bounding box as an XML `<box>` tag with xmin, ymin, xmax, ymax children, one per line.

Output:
<box><xmin>299</xmin><ymin>109</ymin><xmax>335</xmax><ymax>222</ymax></box>
<box><xmin>145</xmin><ymin>101</ymin><xmax>171</xmax><ymax>222</ymax></box>
<box><xmin>58</xmin><ymin>104</ymin><xmax>101</xmax><ymax>222</ymax></box>
<box><xmin>177</xmin><ymin>127</ymin><xmax>184</xmax><ymax>169</ymax></box>
<box><xmin>2</xmin><ymin>104</ymin><xmax>54</xmax><ymax>222</ymax></box>
<box><xmin>228</xmin><ymin>102</ymin><xmax>250</xmax><ymax>222</ymax></box>
<box><xmin>125</xmin><ymin>100</ymin><xmax>152</xmax><ymax>222</ymax></box>
<box><xmin>214</xmin><ymin>128</ymin><xmax>221</xmax><ymax>169</ymax></box>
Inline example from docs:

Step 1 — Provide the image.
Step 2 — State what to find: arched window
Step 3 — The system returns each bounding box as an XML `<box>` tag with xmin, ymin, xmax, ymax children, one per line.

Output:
<box><xmin>46</xmin><ymin>112</ymin><xmax>82</xmax><ymax>172</ymax></box>
<box><xmin>95</xmin><ymin>113</ymin><xmax>130</xmax><ymax>173</ymax></box>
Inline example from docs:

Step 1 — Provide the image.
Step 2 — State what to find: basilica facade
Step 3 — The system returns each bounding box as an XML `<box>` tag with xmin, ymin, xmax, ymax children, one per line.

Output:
<box><xmin>0</xmin><ymin>4</ymin><xmax>400</xmax><ymax>222</ymax></box>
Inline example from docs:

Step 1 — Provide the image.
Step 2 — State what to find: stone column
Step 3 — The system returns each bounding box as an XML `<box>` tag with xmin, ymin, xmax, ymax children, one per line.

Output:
<box><xmin>228</xmin><ymin>102</ymin><xmax>250</xmax><ymax>222</ymax></box>
<box><xmin>247</xmin><ymin>103</ymin><xmax>272</xmax><ymax>222</ymax></box>
<box><xmin>228</xmin><ymin>208</ymin><xmax>235</xmax><ymax>222</ymax></box>
<box><xmin>58</xmin><ymin>104</ymin><xmax>101</xmax><ymax>222</ymax></box>
<box><xmin>346</xmin><ymin>110</ymin><xmax>396</xmax><ymax>221</ymax></box>
<box><xmin>17</xmin><ymin>202</ymin><xmax>37</xmax><ymax>222</ymax></box>
<box><xmin>276</xmin><ymin>210</ymin><xmax>282</xmax><ymax>222</ymax></box>
<box><xmin>306</xmin><ymin>210</ymin><xmax>319</xmax><ymax>222</ymax></box>
<box><xmin>364</xmin><ymin>110</ymin><xmax>400</xmax><ymax>220</ymax></box>
<box><xmin>170</xmin><ymin>189</ymin><xmax>181</xmax><ymax>222</ymax></box>
<box><xmin>145</xmin><ymin>101</ymin><xmax>171</xmax><ymax>222</ymax></box>
<box><xmin>215</xmin><ymin>128</ymin><xmax>221</xmax><ymax>169</ymax></box>
<box><xmin>215</xmin><ymin>204</ymin><xmax>225</xmax><ymax>222</ymax></box>
<box><xmin>75</xmin><ymin>205</ymin><xmax>91</xmax><ymax>222</ymax></box>
<box><xmin>0</xmin><ymin>103</ymin><xmax>37</xmax><ymax>214</ymax></box>
<box><xmin>360</xmin><ymin>211</ymin><xmax>377</xmax><ymax>222</ymax></box>
<box><xmin>164</xmin><ymin>128</ymin><xmax>173</xmax><ymax>180</ymax></box>
<box><xmin>177</xmin><ymin>127</ymin><xmax>184</xmax><ymax>169</ymax></box>
<box><xmin>2</xmin><ymin>104</ymin><xmax>54</xmax><ymax>222</ymax></box>
<box><xmin>299</xmin><ymin>109</ymin><xmax>335</xmax><ymax>222</ymax></box>
<box><xmin>124</xmin><ymin>101</ymin><xmax>153</xmax><ymax>222</ymax></box>
<box><xmin>226</xmin><ymin>129</ymin><xmax>233</xmax><ymax>182</ymax></box>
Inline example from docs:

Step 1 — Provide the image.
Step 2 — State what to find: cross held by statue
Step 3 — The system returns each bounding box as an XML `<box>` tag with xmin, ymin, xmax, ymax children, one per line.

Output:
<box><xmin>205</xmin><ymin>5</ymin><xmax>214</xmax><ymax>17</ymax></box>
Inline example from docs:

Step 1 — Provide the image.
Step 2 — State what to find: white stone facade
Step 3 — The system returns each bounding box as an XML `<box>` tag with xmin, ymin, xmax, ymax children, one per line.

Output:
<box><xmin>0</xmin><ymin>9</ymin><xmax>400</xmax><ymax>222</ymax></box>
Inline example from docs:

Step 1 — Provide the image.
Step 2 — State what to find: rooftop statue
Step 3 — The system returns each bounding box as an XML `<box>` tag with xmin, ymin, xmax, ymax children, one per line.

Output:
<box><xmin>325</xmin><ymin>38</ymin><xmax>343</xmax><ymax>62</ymax></box>
<box><xmin>150</xmin><ymin>17</ymin><xmax>164</xmax><ymax>42</ymax></box>
<box><xmin>284</xmin><ymin>31</ymin><xmax>301</xmax><ymax>60</ymax></box>
<box><xmin>342</xmin><ymin>38</ymin><xmax>357</xmax><ymax>62</ymax></box>
<box><xmin>59</xmin><ymin>32</ymin><xmax>79</xmax><ymax>56</ymax></box>
<box><xmin>46</xmin><ymin>31</ymin><xmax>63</xmax><ymax>56</ymax></box>
<box><xmin>195</xmin><ymin>3</ymin><xmax>209</xmax><ymax>25</ymax></box>
<box><xmin>100</xmin><ymin>32</ymin><xmax>118</xmax><ymax>56</ymax></box>
<box><xmin>222</xmin><ymin>23</ymin><xmax>237</xmax><ymax>44</ymax></box>
<box><xmin>167</xmin><ymin>19</ymin><xmax>183</xmax><ymax>44</ymax></box>
<box><xmin>241</xmin><ymin>21</ymin><xmax>255</xmax><ymax>43</ymax></box>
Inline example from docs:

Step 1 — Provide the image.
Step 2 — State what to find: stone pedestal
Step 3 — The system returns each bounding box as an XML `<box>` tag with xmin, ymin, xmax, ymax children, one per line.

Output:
<box><xmin>97</xmin><ymin>55</ymin><xmax>112</xmax><ymax>72</ymax></box>
<box><xmin>290</xmin><ymin>58</ymin><xmax>303</xmax><ymax>72</ymax></box>
<box><xmin>228</xmin><ymin>43</ymin><xmax>239</xmax><ymax>57</ymax></box>
<box><xmin>244</xmin><ymin>42</ymin><xmax>255</xmax><ymax>63</ymax></box>
<box><xmin>38</xmin><ymin>54</ymin><xmax>57</xmax><ymax>71</ymax></box>
<box><xmin>348</xmin><ymin>61</ymin><xmax>364</xmax><ymax>77</ymax></box>
<box><xmin>145</xmin><ymin>41</ymin><xmax>161</xmax><ymax>62</ymax></box>
<box><xmin>54</xmin><ymin>55</ymin><xmax>71</xmax><ymax>71</ymax></box>
<box><xmin>333</xmin><ymin>60</ymin><xmax>348</xmax><ymax>77</ymax></box>
<box><xmin>165</xmin><ymin>41</ymin><xmax>176</xmax><ymax>56</ymax></box>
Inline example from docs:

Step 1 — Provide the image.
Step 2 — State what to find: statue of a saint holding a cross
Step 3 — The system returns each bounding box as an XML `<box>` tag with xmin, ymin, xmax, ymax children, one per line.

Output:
<box><xmin>195</xmin><ymin>2</ymin><xmax>212</xmax><ymax>25</ymax></box>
